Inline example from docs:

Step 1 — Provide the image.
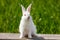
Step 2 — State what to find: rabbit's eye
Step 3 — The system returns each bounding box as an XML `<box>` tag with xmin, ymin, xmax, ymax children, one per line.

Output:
<box><xmin>24</xmin><ymin>14</ymin><xmax>26</xmax><ymax>16</ymax></box>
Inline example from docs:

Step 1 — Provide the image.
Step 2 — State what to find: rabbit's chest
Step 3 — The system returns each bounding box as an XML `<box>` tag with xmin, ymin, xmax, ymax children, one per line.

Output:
<box><xmin>24</xmin><ymin>24</ymin><xmax>30</xmax><ymax>29</ymax></box>
<box><xmin>23</xmin><ymin>21</ymin><xmax>30</xmax><ymax>27</ymax></box>
<box><xmin>23</xmin><ymin>25</ymin><xmax>30</xmax><ymax>34</ymax></box>
<box><xmin>23</xmin><ymin>23</ymin><xmax>31</xmax><ymax>30</ymax></box>
<box><xmin>22</xmin><ymin>21</ymin><xmax>31</xmax><ymax>31</ymax></box>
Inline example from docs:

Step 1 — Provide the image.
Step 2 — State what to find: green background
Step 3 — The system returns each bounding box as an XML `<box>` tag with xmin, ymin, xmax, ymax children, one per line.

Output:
<box><xmin>0</xmin><ymin>0</ymin><xmax>60</xmax><ymax>34</ymax></box>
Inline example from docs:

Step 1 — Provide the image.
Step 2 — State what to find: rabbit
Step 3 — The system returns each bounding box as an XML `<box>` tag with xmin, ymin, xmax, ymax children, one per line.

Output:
<box><xmin>19</xmin><ymin>4</ymin><xmax>36</xmax><ymax>39</ymax></box>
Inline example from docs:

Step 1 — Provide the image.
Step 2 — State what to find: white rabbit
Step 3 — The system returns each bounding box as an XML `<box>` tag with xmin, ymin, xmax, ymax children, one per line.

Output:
<box><xmin>19</xmin><ymin>4</ymin><xmax>36</xmax><ymax>39</ymax></box>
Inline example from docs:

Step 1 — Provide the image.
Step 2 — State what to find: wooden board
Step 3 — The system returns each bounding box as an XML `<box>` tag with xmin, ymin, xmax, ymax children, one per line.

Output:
<box><xmin>0</xmin><ymin>33</ymin><xmax>60</xmax><ymax>40</ymax></box>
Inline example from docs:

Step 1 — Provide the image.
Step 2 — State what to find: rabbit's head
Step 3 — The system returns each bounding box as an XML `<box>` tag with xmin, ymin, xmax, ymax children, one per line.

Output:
<box><xmin>21</xmin><ymin>4</ymin><xmax>32</xmax><ymax>21</ymax></box>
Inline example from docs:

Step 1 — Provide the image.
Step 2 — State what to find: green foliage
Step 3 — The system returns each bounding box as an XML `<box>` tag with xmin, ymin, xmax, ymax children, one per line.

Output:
<box><xmin>0</xmin><ymin>0</ymin><xmax>60</xmax><ymax>34</ymax></box>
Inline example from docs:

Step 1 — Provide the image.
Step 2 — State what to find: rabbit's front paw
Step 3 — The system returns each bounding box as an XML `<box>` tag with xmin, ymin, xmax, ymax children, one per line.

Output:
<box><xmin>19</xmin><ymin>35</ymin><xmax>24</xmax><ymax>39</ymax></box>
<box><xmin>28</xmin><ymin>35</ymin><xmax>32</xmax><ymax>38</ymax></box>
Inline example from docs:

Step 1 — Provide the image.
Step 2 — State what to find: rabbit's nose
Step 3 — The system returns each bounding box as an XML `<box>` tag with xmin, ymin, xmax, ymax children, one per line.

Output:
<box><xmin>28</xmin><ymin>16</ymin><xmax>30</xmax><ymax>19</ymax></box>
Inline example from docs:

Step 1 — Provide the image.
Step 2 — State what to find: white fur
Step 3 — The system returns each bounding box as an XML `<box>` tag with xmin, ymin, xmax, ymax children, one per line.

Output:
<box><xmin>19</xmin><ymin>4</ymin><xmax>36</xmax><ymax>38</ymax></box>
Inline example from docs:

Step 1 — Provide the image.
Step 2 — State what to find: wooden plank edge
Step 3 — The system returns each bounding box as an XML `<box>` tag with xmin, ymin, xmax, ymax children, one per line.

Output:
<box><xmin>0</xmin><ymin>33</ymin><xmax>60</xmax><ymax>40</ymax></box>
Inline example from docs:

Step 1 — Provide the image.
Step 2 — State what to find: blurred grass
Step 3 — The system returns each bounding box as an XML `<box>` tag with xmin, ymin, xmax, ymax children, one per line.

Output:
<box><xmin>0</xmin><ymin>0</ymin><xmax>60</xmax><ymax>34</ymax></box>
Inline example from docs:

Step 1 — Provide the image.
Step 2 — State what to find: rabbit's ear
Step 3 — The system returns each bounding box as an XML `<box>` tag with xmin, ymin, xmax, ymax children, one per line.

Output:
<box><xmin>27</xmin><ymin>4</ymin><xmax>32</xmax><ymax>13</ymax></box>
<box><xmin>21</xmin><ymin>5</ymin><xmax>25</xmax><ymax>14</ymax></box>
